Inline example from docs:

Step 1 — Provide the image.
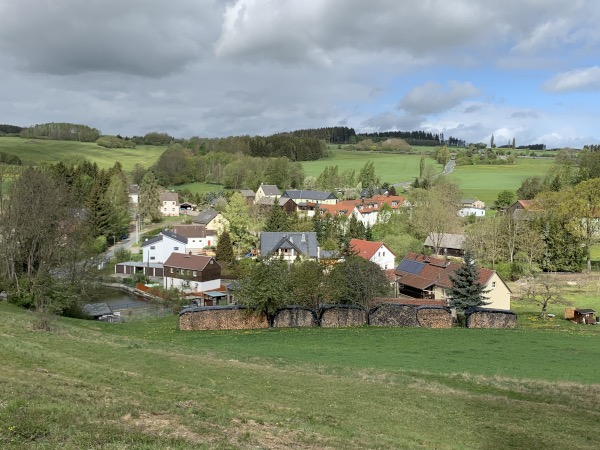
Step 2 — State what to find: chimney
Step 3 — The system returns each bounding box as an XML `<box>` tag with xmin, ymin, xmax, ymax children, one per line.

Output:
<box><xmin>301</xmin><ymin>233</ymin><xmax>306</xmax><ymax>243</ymax></box>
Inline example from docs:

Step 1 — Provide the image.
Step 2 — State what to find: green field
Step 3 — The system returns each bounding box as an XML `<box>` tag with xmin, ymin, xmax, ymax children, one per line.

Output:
<box><xmin>302</xmin><ymin>149</ymin><xmax>440</xmax><ymax>183</ymax></box>
<box><xmin>1</xmin><ymin>297</ymin><xmax>599</xmax><ymax>449</ymax></box>
<box><xmin>449</xmin><ymin>158</ymin><xmax>554</xmax><ymax>204</ymax></box>
<box><xmin>0</xmin><ymin>136</ymin><xmax>165</xmax><ymax>171</ymax></box>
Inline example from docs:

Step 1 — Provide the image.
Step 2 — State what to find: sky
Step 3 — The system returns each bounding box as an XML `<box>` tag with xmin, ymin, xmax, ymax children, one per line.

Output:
<box><xmin>1</xmin><ymin>0</ymin><xmax>600</xmax><ymax>148</ymax></box>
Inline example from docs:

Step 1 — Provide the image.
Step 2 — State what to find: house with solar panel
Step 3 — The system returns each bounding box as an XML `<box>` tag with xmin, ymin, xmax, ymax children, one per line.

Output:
<box><xmin>395</xmin><ymin>252</ymin><xmax>511</xmax><ymax>310</ymax></box>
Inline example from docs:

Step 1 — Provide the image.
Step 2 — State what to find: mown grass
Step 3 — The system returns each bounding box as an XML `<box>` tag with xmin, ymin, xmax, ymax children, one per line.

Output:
<box><xmin>301</xmin><ymin>149</ymin><xmax>440</xmax><ymax>184</ymax></box>
<box><xmin>0</xmin><ymin>136</ymin><xmax>165</xmax><ymax>171</ymax></box>
<box><xmin>1</xmin><ymin>300</ymin><xmax>599</xmax><ymax>449</ymax></box>
<box><xmin>449</xmin><ymin>158</ymin><xmax>554</xmax><ymax>204</ymax></box>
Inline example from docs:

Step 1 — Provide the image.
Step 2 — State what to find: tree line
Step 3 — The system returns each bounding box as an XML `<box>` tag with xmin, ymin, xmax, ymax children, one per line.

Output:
<box><xmin>20</xmin><ymin>122</ymin><xmax>101</xmax><ymax>142</ymax></box>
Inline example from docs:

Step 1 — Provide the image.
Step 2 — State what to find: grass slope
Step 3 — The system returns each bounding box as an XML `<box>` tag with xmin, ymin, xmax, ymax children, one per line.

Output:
<box><xmin>449</xmin><ymin>158</ymin><xmax>554</xmax><ymax>204</ymax></box>
<box><xmin>1</xmin><ymin>301</ymin><xmax>599</xmax><ymax>449</ymax></box>
<box><xmin>0</xmin><ymin>137</ymin><xmax>165</xmax><ymax>171</ymax></box>
<box><xmin>301</xmin><ymin>149</ymin><xmax>440</xmax><ymax>184</ymax></box>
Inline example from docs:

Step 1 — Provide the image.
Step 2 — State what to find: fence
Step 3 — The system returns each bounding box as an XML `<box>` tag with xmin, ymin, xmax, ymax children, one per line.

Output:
<box><xmin>112</xmin><ymin>303</ymin><xmax>173</xmax><ymax>321</ymax></box>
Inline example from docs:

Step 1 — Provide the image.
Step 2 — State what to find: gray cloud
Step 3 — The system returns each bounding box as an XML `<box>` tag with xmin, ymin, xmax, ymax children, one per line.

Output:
<box><xmin>398</xmin><ymin>81</ymin><xmax>480</xmax><ymax>115</ymax></box>
<box><xmin>510</xmin><ymin>110</ymin><xmax>539</xmax><ymax>119</ymax></box>
<box><xmin>0</xmin><ymin>0</ymin><xmax>218</xmax><ymax>77</ymax></box>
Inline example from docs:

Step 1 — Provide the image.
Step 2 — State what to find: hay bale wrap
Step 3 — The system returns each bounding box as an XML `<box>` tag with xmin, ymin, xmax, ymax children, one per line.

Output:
<box><xmin>272</xmin><ymin>306</ymin><xmax>318</xmax><ymax>328</ymax></box>
<box><xmin>416</xmin><ymin>306</ymin><xmax>452</xmax><ymax>329</ymax></box>
<box><xmin>319</xmin><ymin>304</ymin><xmax>367</xmax><ymax>328</ymax></box>
<box><xmin>368</xmin><ymin>303</ymin><xmax>419</xmax><ymax>327</ymax></box>
<box><xmin>466</xmin><ymin>308</ymin><xmax>517</xmax><ymax>329</ymax></box>
<box><xmin>179</xmin><ymin>305</ymin><xmax>269</xmax><ymax>331</ymax></box>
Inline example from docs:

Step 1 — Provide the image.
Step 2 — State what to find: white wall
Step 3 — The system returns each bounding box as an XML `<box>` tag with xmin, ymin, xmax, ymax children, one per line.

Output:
<box><xmin>143</xmin><ymin>235</ymin><xmax>187</xmax><ymax>264</ymax></box>
<box><xmin>369</xmin><ymin>245</ymin><xmax>395</xmax><ymax>270</ymax></box>
<box><xmin>164</xmin><ymin>277</ymin><xmax>220</xmax><ymax>293</ymax></box>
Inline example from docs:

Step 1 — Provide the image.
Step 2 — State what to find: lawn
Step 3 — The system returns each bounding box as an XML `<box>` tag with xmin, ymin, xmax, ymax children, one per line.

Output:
<box><xmin>449</xmin><ymin>158</ymin><xmax>554</xmax><ymax>204</ymax></box>
<box><xmin>1</xmin><ymin>298</ymin><xmax>599</xmax><ymax>449</ymax></box>
<box><xmin>302</xmin><ymin>149</ymin><xmax>442</xmax><ymax>184</ymax></box>
<box><xmin>0</xmin><ymin>136</ymin><xmax>165</xmax><ymax>171</ymax></box>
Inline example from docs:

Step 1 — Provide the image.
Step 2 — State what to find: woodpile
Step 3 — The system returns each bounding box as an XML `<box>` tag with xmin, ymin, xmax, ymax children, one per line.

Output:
<box><xmin>416</xmin><ymin>306</ymin><xmax>452</xmax><ymax>329</ymax></box>
<box><xmin>179</xmin><ymin>306</ymin><xmax>269</xmax><ymax>331</ymax></box>
<box><xmin>368</xmin><ymin>303</ymin><xmax>419</xmax><ymax>327</ymax></box>
<box><xmin>466</xmin><ymin>308</ymin><xmax>517</xmax><ymax>329</ymax></box>
<box><xmin>319</xmin><ymin>304</ymin><xmax>368</xmax><ymax>328</ymax></box>
<box><xmin>272</xmin><ymin>306</ymin><xmax>318</xmax><ymax>328</ymax></box>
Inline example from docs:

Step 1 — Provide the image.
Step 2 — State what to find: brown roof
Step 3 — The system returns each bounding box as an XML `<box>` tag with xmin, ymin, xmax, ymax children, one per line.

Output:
<box><xmin>164</xmin><ymin>253</ymin><xmax>220</xmax><ymax>271</ymax></box>
<box><xmin>396</xmin><ymin>252</ymin><xmax>495</xmax><ymax>290</ymax></box>
<box><xmin>160</xmin><ymin>191</ymin><xmax>179</xmax><ymax>202</ymax></box>
<box><xmin>171</xmin><ymin>225</ymin><xmax>215</xmax><ymax>238</ymax></box>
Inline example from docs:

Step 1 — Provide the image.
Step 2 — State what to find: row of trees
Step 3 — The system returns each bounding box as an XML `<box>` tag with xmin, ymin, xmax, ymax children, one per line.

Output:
<box><xmin>20</xmin><ymin>122</ymin><xmax>101</xmax><ymax>142</ymax></box>
<box><xmin>236</xmin><ymin>257</ymin><xmax>390</xmax><ymax>318</ymax></box>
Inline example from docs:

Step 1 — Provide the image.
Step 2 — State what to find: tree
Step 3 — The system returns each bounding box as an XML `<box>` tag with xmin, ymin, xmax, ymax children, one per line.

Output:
<box><xmin>358</xmin><ymin>161</ymin><xmax>378</xmax><ymax>190</ymax></box>
<box><xmin>523</xmin><ymin>275</ymin><xmax>568</xmax><ymax>318</ymax></box>
<box><xmin>447</xmin><ymin>251</ymin><xmax>489</xmax><ymax>319</ymax></box>
<box><xmin>0</xmin><ymin>167</ymin><xmax>98</xmax><ymax>314</ymax></box>
<box><xmin>516</xmin><ymin>176</ymin><xmax>545</xmax><ymax>200</ymax></box>
<box><xmin>215</xmin><ymin>230</ymin><xmax>235</xmax><ymax>265</ymax></box>
<box><xmin>494</xmin><ymin>190</ymin><xmax>516</xmax><ymax>209</ymax></box>
<box><xmin>139</xmin><ymin>172</ymin><xmax>162</xmax><ymax>223</ymax></box>
<box><xmin>264</xmin><ymin>198</ymin><xmax>289</xmax><ymax>232</ymax></box>
<box><xmin>290</xmin><ymin>260</ymin><xmax>325</xmax><ymax>310</ymax></box>
<box><xmin>325</xmin><ymin>256</ymin><xmax>391</xmax><ymax>309</ymax></box>
<box><xmin>223</xmin><ymin>192</ymin><xmax>254</xmax><ymax>255</ymax></box>
<box><xmin>236</xmin><ymin>259</ymin><xmax>291</xmax><ymax>319</ymax></box>
<box><xmin>490</xmin><ymin>134</ymin><xmax>495</xmax><ymax>149</ymax></box>
<box><xmin>571</xmin><ymin>179</ymin><xmax>600</xmax><ymax>273</ymax></box>
<box><xmin>130</xmin><ymin>163</ymin><xmax>147</xmax><ymax>186</ymax></box>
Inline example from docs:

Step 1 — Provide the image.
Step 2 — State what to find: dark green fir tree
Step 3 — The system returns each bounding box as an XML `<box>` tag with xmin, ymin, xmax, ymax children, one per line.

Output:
<box><xmin>447</xmin><ymin>251</ymin><xmax>489</xmax><ymax>317</ymax></box>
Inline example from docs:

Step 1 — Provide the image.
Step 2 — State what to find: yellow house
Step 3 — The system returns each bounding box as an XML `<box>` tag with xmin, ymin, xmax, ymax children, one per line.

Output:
<box><xmin>395</xmin><ymin>253</ymin><xmax>511</xmax><ymax>310</ymax></box>
<box><xmin>192</xmin><ymin>209</ymin><xmax>229</xmax><ymax>234</ymax></box>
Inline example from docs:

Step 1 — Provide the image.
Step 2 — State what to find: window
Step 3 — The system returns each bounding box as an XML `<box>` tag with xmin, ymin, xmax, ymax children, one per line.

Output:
<box><xmin>492</xmin><ymin>281</ymin><xmax>496</xmax><ymax>288</ymax></box>
<box><xmin>150</xmin><ymin>246</ymin><xmax>155</xmax><ymax>250</ymax></box>
<box><xmin>383</xmin><ymin>251</ymin><xmax>386</xmax><ymax>256</ymax></box>
<box><xmin>192</xmin><ymin>271</ymin><xmax>197</xmax><ymax>277</ymax></box>
<box><xmin>174</xmin><ymin>247</ymin><xmax>179</xmax><ymax>251</ymax></box>
<box><xmin>150</xmin><ymin>257</ymin><xmax>155</xmax><ymax>261</ymax></box>
<box><xmin>170</xmin><ymin>268</ymin><xmax>174</xmax><ymax>273</ymax></box>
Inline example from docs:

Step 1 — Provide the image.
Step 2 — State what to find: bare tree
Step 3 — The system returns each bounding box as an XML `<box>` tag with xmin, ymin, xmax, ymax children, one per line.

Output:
<box><xmin>523</xmin><ymin>275</ymin><xmax>569</xmax><ymax>318</ymax></box>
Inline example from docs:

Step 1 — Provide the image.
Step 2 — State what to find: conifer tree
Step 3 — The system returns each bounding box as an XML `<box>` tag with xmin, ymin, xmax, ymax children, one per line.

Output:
<box><xmin>264</xmin><ymin>198</ymin><xmax>289</xmax><ymax>232</ymax></box>
<box><xmin>447</xmin><ymin>251</ymin><xmax>489</xmax><ymax>316</ymax></box>
<box><xmin>216</xmin><ymin>230</ymin><xmax>235</xmax><ymax>264</ymax></box>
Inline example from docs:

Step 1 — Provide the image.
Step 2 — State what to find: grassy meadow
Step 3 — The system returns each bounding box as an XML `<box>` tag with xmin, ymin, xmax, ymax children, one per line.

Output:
<box><xmin>301</xmin><ymin>148</ymin><xmax>440</xmax><ymax>183</ymax></box>
<box><xmin>449</xmin><ymin>158</ymin><xmax>554</xmax><ymax>204</ymax></box>
<box><xmin>0</xmin><ymin>136</ymin><xmax>165</xmax><ymax>171</ymax></box>
<box><xmin>1</xmin><ymin>288</ymin><xmax>600</xmax><ymax>449</ymax></box>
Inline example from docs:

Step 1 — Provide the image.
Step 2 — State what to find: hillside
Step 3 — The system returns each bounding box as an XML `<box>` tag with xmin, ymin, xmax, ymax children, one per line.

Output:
<box><xmin>1</xmin><ymin>301</ymin><xmax>599</xmax><ymax>449</ymax></box>
<box><xmin>0</xmin><ymin>137</ymin><xmax>165</xmax><ymax>171</ymax></box>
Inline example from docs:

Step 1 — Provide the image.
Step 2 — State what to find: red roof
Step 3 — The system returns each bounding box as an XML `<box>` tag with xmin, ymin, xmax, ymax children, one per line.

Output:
<box><xmin>396</xmin><ymin>252</ymin><xmax>495</xmax><ymax>290</ymax></box>
<box><xmin>350</xmin><ymin>239</ymin><xmax>395</xmax><ymax>260</ymax></box>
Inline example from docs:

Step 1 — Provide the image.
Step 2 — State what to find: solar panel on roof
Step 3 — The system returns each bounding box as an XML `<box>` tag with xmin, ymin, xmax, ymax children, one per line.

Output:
<box><xmin>396</xmin><ymin>259</ymin><xmax>425</xmax><ymax>275</ymax></box>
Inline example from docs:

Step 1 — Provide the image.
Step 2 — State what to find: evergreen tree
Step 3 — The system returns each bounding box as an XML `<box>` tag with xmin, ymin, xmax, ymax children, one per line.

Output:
<box><xmin>86</xmin><ymin>171</ymin><xmax>113</xmax><ymax>238</ymax></box>
<box><xmin>215</xmin><ymin>230</ymin><xmax>235</xmax><ymax>265</ymax></box>
<box><xmin>139</xmin><ymin>171</ymin><xmax>161</xmax><ymax>223</ymax></box>
<box><xmin>447</xmin><ymin>251</ymin><xmax>489</xmax><ymax>316</ymax></box>
<box><xmin>264</xmin><ymin>198</ymin><xmax>289</xmax><ymax>232</ymax></box>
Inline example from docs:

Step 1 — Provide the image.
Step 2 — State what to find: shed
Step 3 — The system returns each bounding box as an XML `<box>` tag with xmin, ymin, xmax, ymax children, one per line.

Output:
<box><xmin>574</xmin><ymin>308</ymin><xmax>596</xmax><ymax>325</ymax></box>
<box><xmin>82</xmin><ymin>303</ymin><xmax>113</xmax><ymax>319</ymax></box>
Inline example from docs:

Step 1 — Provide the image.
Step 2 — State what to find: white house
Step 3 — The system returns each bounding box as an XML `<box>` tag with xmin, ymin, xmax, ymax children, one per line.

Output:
<box><xmin>128</xmin><ymin>184</ymin><xmax>140</xmax><ymax>204</ymax></box>
<box><xmin>171</xmin><ymin>225</ymin><xmax>217</xmax><ymax>254</ymax></box>
<box><xmin>142</xmin><ymin>230</ymin><xmax>187</xmax><ymax>264</ymax></box>
<box><xmin>160</xmin><ymin>192</ymin><xmax>179</xmax><ymax>217</ymax></box>
<box><xmin>349</xmin><ymin>239</ymin><xmax>396</xmax><ymax>270</ymax></box>
<box><xmin>458</xmin><ymin>199</ymin><xmax>485</xmax><ymax>217</ymax></box>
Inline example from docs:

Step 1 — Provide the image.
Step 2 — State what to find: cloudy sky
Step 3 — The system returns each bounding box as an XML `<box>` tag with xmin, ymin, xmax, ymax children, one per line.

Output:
<box><xmin>1</xmin><ymin>0</ymin><xmax>600</xmax><ymax>148</ymax></box>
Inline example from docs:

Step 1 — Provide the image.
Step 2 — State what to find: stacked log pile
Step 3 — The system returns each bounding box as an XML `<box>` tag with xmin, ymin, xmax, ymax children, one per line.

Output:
<box><xmin>416</xmin><ymin>306</ymin><xmax>452</xmax><ymax>328</ymax></box>
<box><xmin>320</xmin><ymin>304</ymin><xmax>367</xmax><ymax>328</ymax></box>
<box><xmin>179</xmin><ymin>306</ymin><xmax>269</xmax><ymax>331</ymax></box>
<box><xmin>272</xmin><ymin>306</ymin><xmax>318</xmax><ymax>328</ymax></box>
<box><xmin>368</xmin><ymin>303</ymin><xmax>418</xmax><ymax>327</ymax></box>
<box><xmin>466</xmin><ymin>308</ymin><xmax>517</xmax><ymax>329</ymax></box>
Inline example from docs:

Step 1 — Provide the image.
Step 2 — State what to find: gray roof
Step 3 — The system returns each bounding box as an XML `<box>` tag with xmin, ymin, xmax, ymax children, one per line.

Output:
<box><xmin>193</xmin><ymin>208</ymin><xmax>219</xmax><ymax>224</ymax></box>
<box><xmin>424</xmin><ymin>233</ymin><xmax>465</xmax><ymax>250</ymax></box>
<box><xmin>257</xmin><ymin>196</ymin><xmax>294</xmax><ymax>206</ymax></box>
<box><xmin>240</xmin><ymin>189</ymin><xmax>255</xmax><ymax>197</ymax></box>
<box><xmin>281</xmin><ymin>190</ymin><xmax>336</xmax><ymax>201</ymax></box>
<box><xmin>360</xmin><ymin>187</ymin><xmax>388</xmax><ymax>198</ymax></box>
<box><xmin>161</xmin><ymin>229</ymin><xmax>187</xmax><ymax>244</ymax></box>
<box><xmin>258</xmin><ymin>184</ymin><xmax>281</xmax><ymax>196</ymax></box>
<box><xmin>141</xmin><ymin>230</ymin><xmax>187</xmax><ymax>247</ymax></box>
<box><xmin>260</xmin><ymin>232</ymin><xmax>319</xmax><ymax>258</ymax></box>
<box><xmin>129</xmin><ymin>184</ymin><xmax>140</xmax><ymax>194</ymax></box>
